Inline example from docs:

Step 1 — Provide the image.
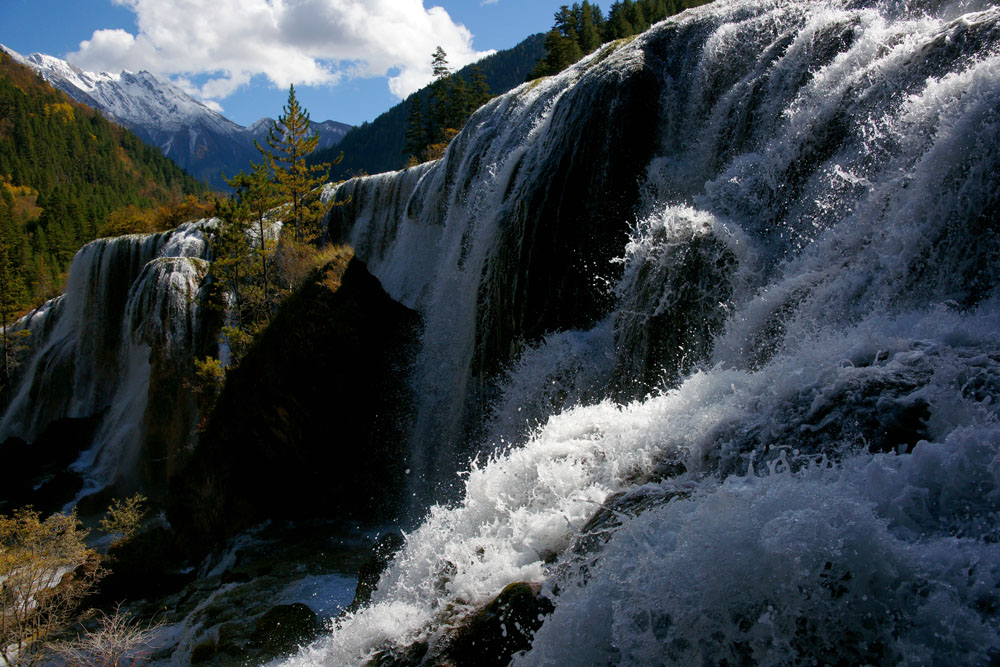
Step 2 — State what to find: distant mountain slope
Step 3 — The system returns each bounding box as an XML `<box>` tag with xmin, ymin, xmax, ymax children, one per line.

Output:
<box><xmin>1</xmin><ymin>45</ymin><xmax>351</xmax><ymax>189</ymax></box>
<box><xmin>0</xmin><ymin>50</ymin><xmax>206</xmax><ymax>307</ymax></box>
<box><xmin>312</xmin><ymin>33</ymin><xmax>546</xmax><ymax>178</ymax></box>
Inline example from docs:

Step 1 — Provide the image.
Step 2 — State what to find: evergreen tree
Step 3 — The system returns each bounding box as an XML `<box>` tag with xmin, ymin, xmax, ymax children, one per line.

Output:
<box><xmin>528</xmin><ymin>0</ymin><xmax>707</xmax><ymax>80</ymax></box>
<box><xmin>468</xmin><ymin>65</ymin><xmax>493</xmax><ymax>111</ymax></box>
<box><xmin>606</xmin><ymin>2</ymin><xmax>636</xmax><ymax>39</ymax></box>
<box><xmin>209</xmin><ymin>195</ymin><xmax>253</xmax><ymax>331</ymax></box>
<box><xmin>259</xmin><ymin>85</ymin><xmax>336</xmax><ymax>243</ymax></box>
<box><xmin>530</xmin><ymin>5</ymin><xmax>586</xmax><ymax>78</ymax></box>
<box><xmin>427</xmin><ymin>47</ymin><xmax>453</xmax><ymax>144</ymax></box>
<box><xmin>0</xmin><ymin>190</ymin><xmax>28</xmax><ymax>397</ymax></box>
<box><xmin>442</xmin><ymin>76</ymin><xmax>470</xmax><ymax>130</ymax></box>
<box><xmin>403</xmin><ymin>95</ymin><xmax>428</xmax><ymax>160</ymax></box>
<box><xmin>579</xmin><ymin>1</ymin><xmax>604</xmax><ymax>53</ymax></box>
<box><xmin>625</xmin><ymin>0</ymin><xmax>649</xmax><ymax>33</ymax></box>
<box><xmin>227</xmin><ymin>161</ymin><xmax>279</xmax><ymax>315</ymax></box>
<box><xmin>431</xmin><ymin>46</ymin><xmax>451</xmax><ymax>79</ymax></box>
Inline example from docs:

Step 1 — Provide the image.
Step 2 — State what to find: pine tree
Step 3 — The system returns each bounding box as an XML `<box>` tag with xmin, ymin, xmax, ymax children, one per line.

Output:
<box><xmin>605</xmin><ymin>1</ymin><xmax>636</xmax><ymax>39</ymax></box>
<box><xmin>209</xmin><ymin>195</ymin><xmax>253</xmax><ymax>331</ymax></box>
<box><xmin>442</xmin><ymin>76</ymin><xmax>470</xmax><ymax>130</ymax></box>
<box><xmin>468</xmin><ymin>65</ymin><xmax>492</xmax><ymax>112</ymax></box>
<box><xmin>403</xmin><ymin>95</ymin><xmax>428</xmax><ymax>160</ymax></box>
<box><xmin>259</xmin><ymin>85</ymin><xmax>336</xmax><ymax>243</ymax></box>
<box><xmin>431</xmin><ymin>46</ymin><xmax>451</xmax><ymax>79</ymax></box>
<box><xmin>0</xmin><ymin>192</ymin><xmax>27</xmax><ymax>396</ymax></box>
<box><xmin>579</xmin><ymin>1</ymin><xmax>604</xmax><ymax>53</ymax></box>
<box><xmin>227</xmin><ymin>161</ymin><xmax>279</xmax><ymax>316</ymax></box>
<box><xmin>428</xmin><ymin>47</ymin><xmax>452</xmax><ymax>144</ymax></box>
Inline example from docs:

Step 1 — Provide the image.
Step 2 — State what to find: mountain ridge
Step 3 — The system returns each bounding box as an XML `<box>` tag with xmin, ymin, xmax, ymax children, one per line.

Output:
<box><xmin>0</xmin><ymin>44</ymin><xmax>351</xmax><ymax>189</ymax></box>
<box><xmin>312</xmin><ymin>33</ymin><xmax>547</xmax><ymax>179</ymax></box>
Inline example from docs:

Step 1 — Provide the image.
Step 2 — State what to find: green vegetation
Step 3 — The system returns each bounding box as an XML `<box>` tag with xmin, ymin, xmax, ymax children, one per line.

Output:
<box><xmin>309</xmin><ymin>33</ymin><xmax>547</xmax><ymax>178</ymax></box>
<box><xmin>208</xmin><ymin>86</ymin><xmax>345</xmax><ymax>370</ymax></box>
<box><xmin>404</xmin><ymin>47</ymin><xmax>493</xmax><ymax>164</ymax></box>
<box><xmin>258</xmin><ymin>85</ymin><xmax>339</xmax><ymax>243</ymax></box>
<box><xmin>0</xmin><ymin>499</ymin><xmax>159</xmax><ymax>666</ymax></box>
<box><xmin>0</xmin><ymin>50</ymin><xmax>208</xmax><ymax>315</ymax></box>
<box><xmin>0</xmin><ymin>508</ymin><xmax>102</xmax><ymax>666</ymax></box>
<box><xmin>99</xmin><ymin>494</ymin><xmax>148</xmax><ymax>545</ymax></box>
<box><xmin>530</xmin><ymin>0</ymin><xmax>711</xmax><ymax>79</ymax></box>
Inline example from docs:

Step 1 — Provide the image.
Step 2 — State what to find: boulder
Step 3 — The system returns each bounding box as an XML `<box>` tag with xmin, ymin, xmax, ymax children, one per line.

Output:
<box><xmin>349</xmin><ymin>531</ymin><xmax>405</xmax><ymax>612</ymax></box>
<box><xmin>444</xmin><ymin>582</ymin><xmax>555</xmax><ymax>666</ymax></box>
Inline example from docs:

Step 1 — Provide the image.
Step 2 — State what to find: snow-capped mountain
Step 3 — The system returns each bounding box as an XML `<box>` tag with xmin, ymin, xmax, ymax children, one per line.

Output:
<box><xmin>1</xmin><ymin>45</ymin><xmax>350</xmax><ymax>189</ymax></box>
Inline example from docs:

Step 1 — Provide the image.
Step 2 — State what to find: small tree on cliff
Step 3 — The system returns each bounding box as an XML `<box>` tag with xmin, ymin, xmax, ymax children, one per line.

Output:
<box><xmin>226</xmin><ymin>161</ymin><xmax>280</xmax><ymax>315</ymax></box>
<box><xmin>259</xmin><ymin>84</ymin><xmax>340</xmax><ymax>243</ymax></box>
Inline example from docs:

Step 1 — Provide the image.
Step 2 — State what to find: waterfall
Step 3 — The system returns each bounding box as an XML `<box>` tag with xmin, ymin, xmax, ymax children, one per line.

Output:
<box><xmin>290</xmin><ymin>0</ymin><xmax>1000</xmax><ymax>663</ymax></box>
<box><xmin>1</xmin><ymin>221</ymin><xmax>214</xmax><ymax>491</ymax></box>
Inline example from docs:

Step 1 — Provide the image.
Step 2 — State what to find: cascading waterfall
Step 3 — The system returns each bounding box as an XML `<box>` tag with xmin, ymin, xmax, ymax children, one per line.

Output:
<box><xmin>291</xmin><ymin>0</ymin><xmax>1000</xmax><ymax>663</ymax></box>
<box><xmin>1</xmin><ymin>221</ymin><xmax>213</xmax><ymax>491</ymax></box>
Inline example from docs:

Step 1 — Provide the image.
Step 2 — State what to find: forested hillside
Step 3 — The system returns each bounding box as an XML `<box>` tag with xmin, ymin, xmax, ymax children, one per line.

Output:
<box><xmin>312</xmin><ymin>1</ymin><xmax>711</xmax><ymax>180</ymax></box>
<box><xmin>0</xmin><ymin>51</ymin><xmax>206</xmax><ymax>312</ymax></box>
<box><xmin>310</xmin><ymin>34</ymin><xmax>546</xmax><ymax>178</ymax></box>
<box><xmin>529</xmin><ymin>0</ymin><xmax>713</xmax><ymax>78</ymax></box>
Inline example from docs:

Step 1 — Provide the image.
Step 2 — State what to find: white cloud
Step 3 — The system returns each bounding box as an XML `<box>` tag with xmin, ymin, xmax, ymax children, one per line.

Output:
<box><xmin>69</xmin><ymin>0</ymin><xmax>491</xmax><ymax>103</ymax></box>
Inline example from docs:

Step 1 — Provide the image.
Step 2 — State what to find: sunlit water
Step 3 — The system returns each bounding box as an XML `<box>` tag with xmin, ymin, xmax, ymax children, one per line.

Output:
<box><xmin>287</xmin><ymin>0</ymin><xmax>1000</xmax><ymax>663</ymax></box>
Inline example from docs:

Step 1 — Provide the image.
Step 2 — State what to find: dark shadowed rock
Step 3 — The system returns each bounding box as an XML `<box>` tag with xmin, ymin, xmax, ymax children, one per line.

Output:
<box><xmin>444</xmin><ymin>581</ymin><xmax>555</xmax><ymax>666</ymax></box>
<box><xmin>251</xmin><ymin>602</ymin><xmax>324</xmax><ymax>659</ymax></box>
<box><xmin>92</xmin><ymin>526</ymin><xmax>196</xmax><ymax>606</ymax></box>
<box><xmin>328</xmin><ymin>50</ymin><xmax>663</xmax><ymax>387</ymax></box>
<box><xmin>0</xmin><ymin>411</ymin><xmax>105</xmax><ymax>512</ymax></box>
<box><xmin>470</xmin><ymin>65</ymin><xmax>662</xmax><ymax>380</ymax></box>
<box><xmin>169</xmin><ymin>254</ymin><xmax>419</xmax><ymax>555</ymax></box>
<box><xmin>349</xmin><ymin>531</ymin><xmax>406</xmax><ymax>612</ymax></box>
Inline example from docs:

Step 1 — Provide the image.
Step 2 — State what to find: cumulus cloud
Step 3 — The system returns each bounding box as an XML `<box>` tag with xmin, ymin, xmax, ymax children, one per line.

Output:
<box><xmin>69</xmin><ymin>0</ymin><xmax>491</xmax><ymax>102</ymax></box>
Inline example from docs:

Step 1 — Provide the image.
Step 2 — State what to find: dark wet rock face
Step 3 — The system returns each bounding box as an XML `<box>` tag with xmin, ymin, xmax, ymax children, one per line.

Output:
<box><xmin>328</xmin><ymin>49</ymin><xmax>665</xmax><ymax>382</ymax></box>
<box><xmin>251</xmin><ymin>603</ymin><xmax>324</xmax><ymax>660</ymax></box>
<box><xmin>349</xmin><ymin>531</ymin><xmax>406</xmax><ymax>612</ymax></box>
<box><xmin>368</xmin><ymin>581</ymin><xmax>555</xmax><ymax>667</ymax></box>
<box><xmin>0</xmin><ymin>411</ymin><xmax>104</xmax><ymax>512</ymax></box>
<box><xmin>170</xmin><ymin>256</ymin><xmax>419</xmax><ymax>553</ymax></box>
<box><xmin>472</xmin><ymin>65</ymin><xmax>662</xmax><ymax>379</ymax></box>
<box><xmin>443</xmin><ymin>581</ymin><xmax>555</xmax><ymax>666</ymax></box>
<box><xmin>612</xmin><ymin>218</ymin><xmax>740</xmax><ymax>399</ymax></box>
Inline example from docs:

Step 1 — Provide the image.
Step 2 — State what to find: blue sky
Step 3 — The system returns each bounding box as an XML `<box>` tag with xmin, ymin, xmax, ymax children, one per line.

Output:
<box><xmin>0</xmin><ymin>0</ymin><xmax>567</xmax><ymax>127</ymax></box>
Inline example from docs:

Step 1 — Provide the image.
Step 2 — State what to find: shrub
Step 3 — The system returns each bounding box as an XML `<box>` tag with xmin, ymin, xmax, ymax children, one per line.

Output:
<box><xmin>0</xmin><ymin>508</ymin><xmax>103</xmax><ymax>666</ymax></box>
<box><xmin>52</xmin><ymin>603</ymin><xmax>161</xmax><ymax>667</ymax></box>
<box><xmin>99</xmin><ymin>495</ymin><xmax>148</xmax><ymax>545</ymax></box>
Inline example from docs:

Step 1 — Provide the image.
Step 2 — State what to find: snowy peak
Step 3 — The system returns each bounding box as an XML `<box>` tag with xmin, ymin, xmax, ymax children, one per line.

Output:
<box><xmin>3</xmin><ymin>46</ymin><xmax>238</xmax><ymax>134</ymax></box>
<box><xmin>1</xmin><ymin>44</ymin><xmax>351</xmax><ymax>188</ymax></box>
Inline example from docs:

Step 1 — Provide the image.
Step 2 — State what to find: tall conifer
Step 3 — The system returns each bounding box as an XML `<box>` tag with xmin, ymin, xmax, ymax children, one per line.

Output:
<box><xmin>259</xmin><ymin>85</ymin><xmax>337</xmax><ymax>242</ymax></box>
<box><xmin>404</xmin><ymin>95</ymin><xmax>428</xmax><ymax>160</ymax></box>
